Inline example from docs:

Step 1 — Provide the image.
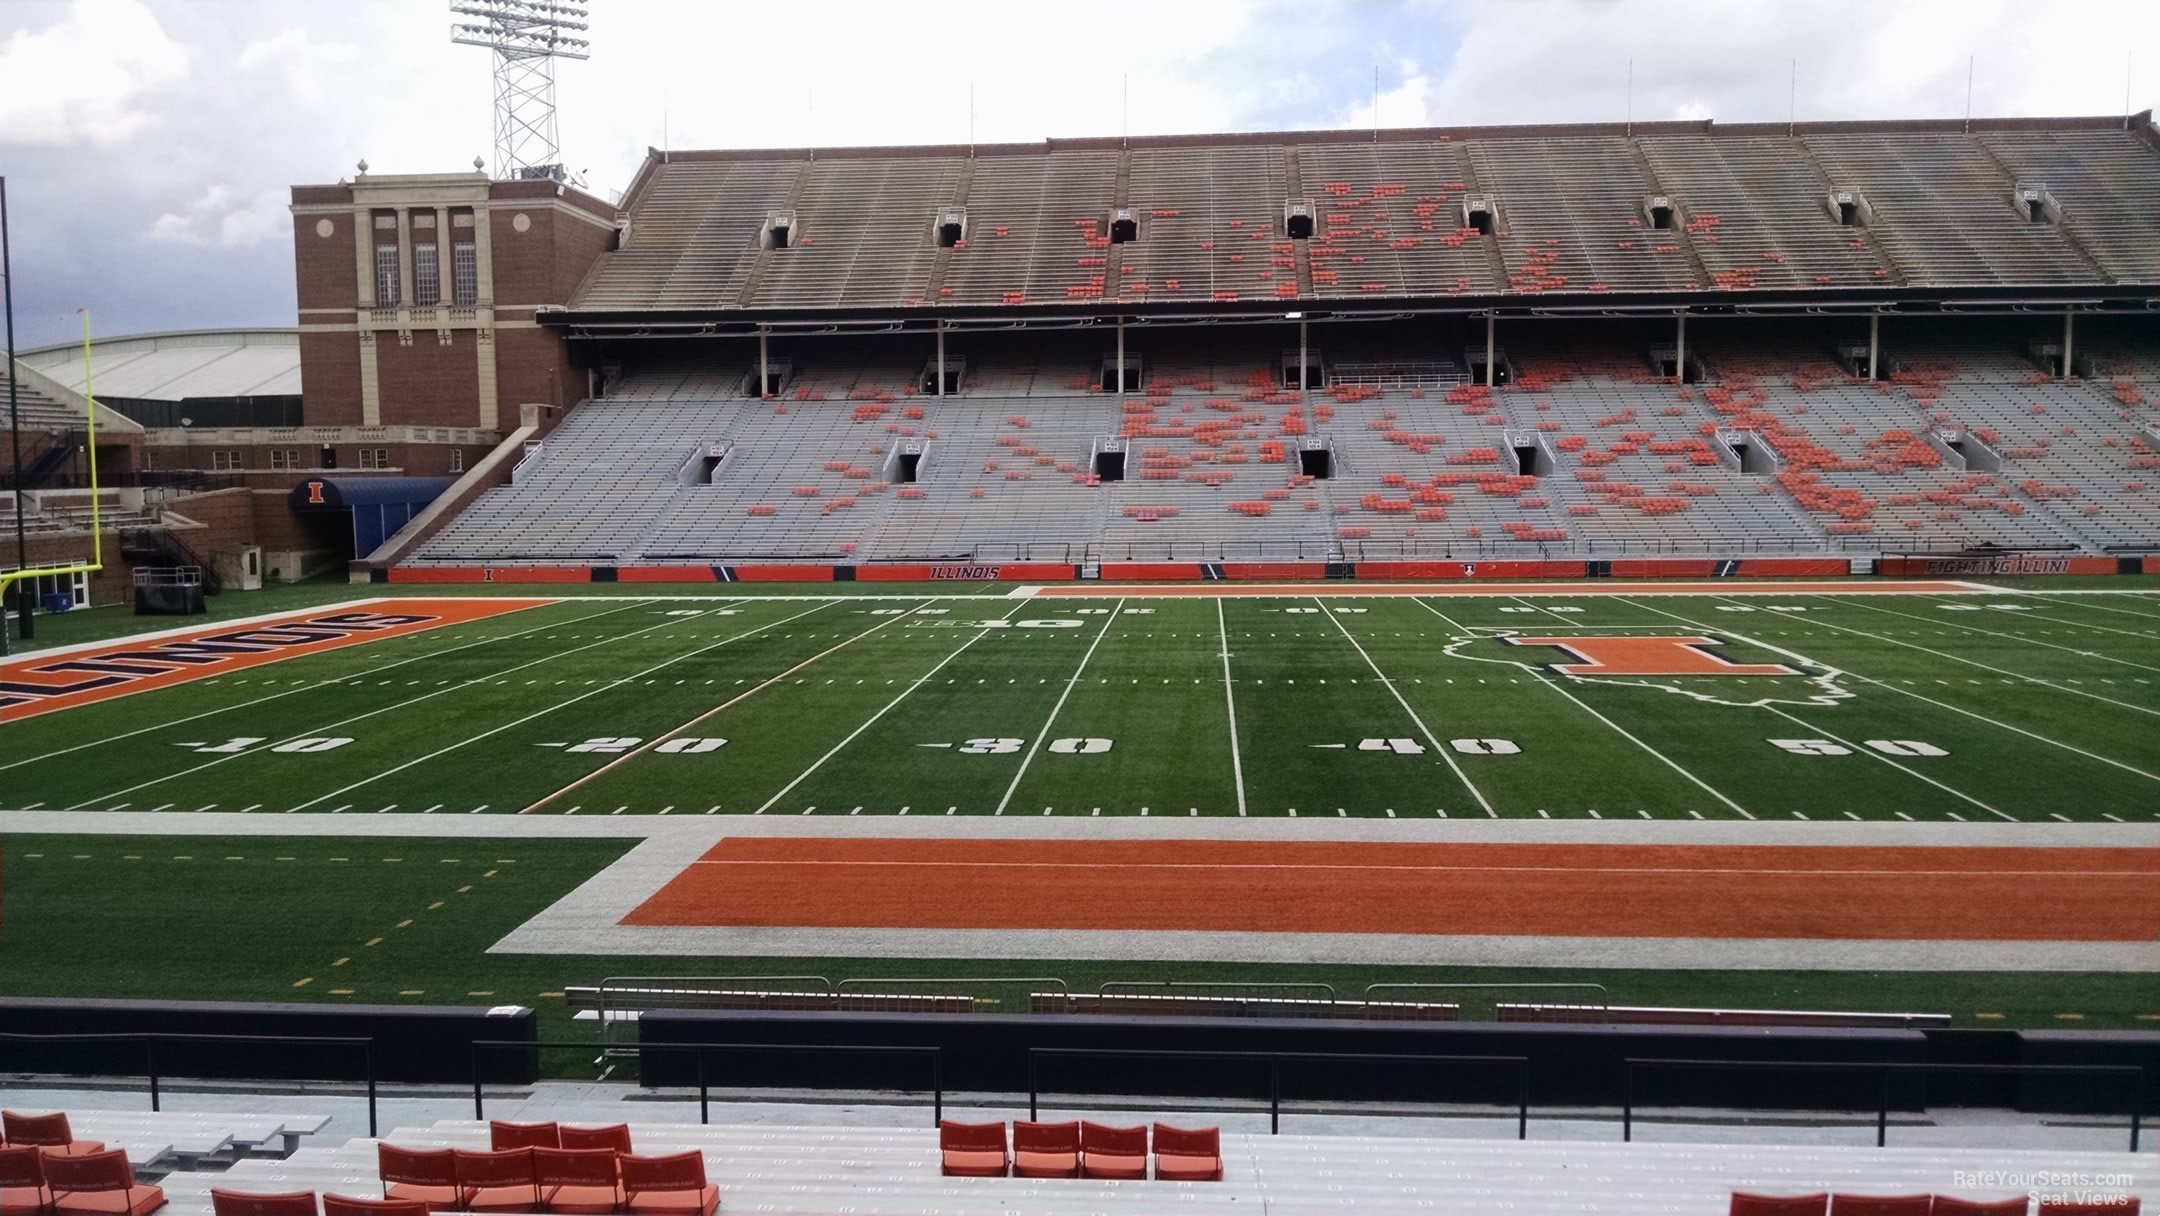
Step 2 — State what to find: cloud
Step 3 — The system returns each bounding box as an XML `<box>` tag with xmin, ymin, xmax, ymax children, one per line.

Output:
<box><xmin>2</xmin><ymin>0</ymin><xmax>2157</xmax><ymax>349</ymax></box>
<box><xmin>0</xmin><ymin>0</ymin><xmax>188</xmax><ymax>145</ymax></box>
<box><xmin>144</xmin><ymin>185</ymin><xmax>288</xmax><ymax>247</ymax></box>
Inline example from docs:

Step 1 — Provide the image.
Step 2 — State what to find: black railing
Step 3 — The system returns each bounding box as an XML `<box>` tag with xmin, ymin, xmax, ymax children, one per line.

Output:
<box><xmin>469</xmin><ymin>1039</ymin><xmax>944</xmax><ymax>1127</ymax></box>
<box><xmin>1026</xmin><ymin>1047</ymin><xmax>1531</xmax><ymax>1137</ymax></box>
<box><xmin>0</xmin><ymin>1031</ymin><xmax>378</xmax><ymax>1136</ymax></box>
<box><xmin>1622</xmin><ymin>1057</ymin><xmax>2144</xmax><ymax>1151</ymax></box>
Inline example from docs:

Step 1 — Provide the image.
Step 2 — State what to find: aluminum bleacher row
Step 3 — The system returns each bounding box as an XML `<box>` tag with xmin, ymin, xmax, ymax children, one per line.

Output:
<box><xmin>572</xmin><ymin>120</ymin><xmax>2160</xmax><ymax>316</ymax></box>
<box><xmin>136</xmin><ymin>1117</ymin><xmax>2159</xmax><ymax>1216</ymax></box>
<box><xmin>408</xmin><ymin>339</ymin><xmax>2160</xmax><ymax>566</ymax></box>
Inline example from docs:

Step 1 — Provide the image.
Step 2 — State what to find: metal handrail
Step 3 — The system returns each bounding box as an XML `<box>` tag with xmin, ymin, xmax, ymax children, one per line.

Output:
<box><xmin>0</xmin><ymin>1031</ymin><xmax>378</xmax><ymax>1136</ymax></box>
<box><xmin>1622</xmin><ymin>1057</ymin><xmax>2144</xmax><ymax>1151</ymax></box>
<box><xmin>468</xmin><ymin>1038</ymin><xmax>943</xmax><ymax>1126</ymax></box>
<box><xmin>1026</xmin><ymin>1046</ymin><xmax>1531</xmax><ymax>1137</ymax></box>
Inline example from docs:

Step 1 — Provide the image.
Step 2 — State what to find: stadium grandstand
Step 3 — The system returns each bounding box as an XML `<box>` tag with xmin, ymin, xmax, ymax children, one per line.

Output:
<box><xmin>265</xmin><ymin>112</ymin><xmax>2160</xmax><ymax>579</ymax></box>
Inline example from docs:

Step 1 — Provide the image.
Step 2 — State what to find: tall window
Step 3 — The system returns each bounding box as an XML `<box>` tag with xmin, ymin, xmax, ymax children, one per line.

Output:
<box><xmin>211</xmin><ymin>450</ymin><xmax>245</xmax><ymax>471</ymax></box>
<box><xmin>270</xmin><ymin>449</ymin><xmax>297</xmax><ymax>470</ymax></box>
<box><xmin>448</xmin><ymin>448</ymin><xmax>465</xmax><ymax>473</ymax></box>
<box><xmin>414</xmin><ymin>243</ymin><xmax>440</xmax><ymax>306</ymax></box>
<box><xmin>358</xmin><ymin>448</ymin><xmax>392</xmax><ymax>470</ymax></box>
<box><xmin>452</xmin><ymin>243</ymin><xmax>478</xmax><ymax>305</ymax></box>
<box><xmin>374</xmin><ymin>243</ymin><xmax>401</xmax><ymax>306</ymax></box>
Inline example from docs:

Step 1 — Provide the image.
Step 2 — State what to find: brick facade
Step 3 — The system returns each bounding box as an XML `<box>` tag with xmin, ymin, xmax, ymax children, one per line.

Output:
<box><xmin>290</xmin><ymin>172</ymin><xmax>616</xmax><ymax>433</ymax></box>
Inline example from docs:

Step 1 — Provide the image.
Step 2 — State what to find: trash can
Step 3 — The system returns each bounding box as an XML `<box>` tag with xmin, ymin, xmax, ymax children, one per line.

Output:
<box><xmin>41</xmin><ymin>593</ymin><xmax>73</xmax><ymax>614</ymax></box>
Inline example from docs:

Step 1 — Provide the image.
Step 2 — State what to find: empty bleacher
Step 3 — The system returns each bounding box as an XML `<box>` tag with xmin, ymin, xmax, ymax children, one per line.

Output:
<box><xmin>150</xmin><ymin>1118</ymin><xmax>2160</xmax><ymax>1216</ymax></box>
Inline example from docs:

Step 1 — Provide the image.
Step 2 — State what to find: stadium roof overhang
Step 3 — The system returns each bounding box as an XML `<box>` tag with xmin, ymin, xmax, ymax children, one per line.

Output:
<box><xmin>544</xmin><ymin>282</ymin><xmax>2160</xmax><ymax>340</ymax></box>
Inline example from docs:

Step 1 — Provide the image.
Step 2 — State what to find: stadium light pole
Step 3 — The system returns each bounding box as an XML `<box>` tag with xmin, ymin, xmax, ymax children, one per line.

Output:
<box><xmin>2</xmin><ymin>174</ymin><xmax>31</xmax><ymax>645</ymax></box>
<box><xmin>450</xmin><ymin>1</ymin><xmax>591</xmax><ymax>181</ymax></box>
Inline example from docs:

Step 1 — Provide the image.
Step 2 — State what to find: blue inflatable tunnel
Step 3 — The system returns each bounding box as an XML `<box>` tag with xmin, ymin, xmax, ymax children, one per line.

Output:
<box><xmin>288</xmin><ymin>476</ymin><xmax>456</xmax><ymax>558</ymax></box>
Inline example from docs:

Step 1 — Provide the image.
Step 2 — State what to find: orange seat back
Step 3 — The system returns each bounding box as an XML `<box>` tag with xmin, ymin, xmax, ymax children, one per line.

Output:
<box><xmin>558</xmin><ymin>1124</ymin><xmax>634</xmax><ymax>1155</ymax></box>
<box><xmin>0</xmin><ymin>1146</ymin><xmax>47</xmax><ymax>1189</ymax></box>
<box><xmin>533</xmin><ymin>1147</ymin><xmax>619</xmax><ymax>1190</ymax></box>
<box><xmin>41</xmin><ymin>1149</ymin><xmax>134</xmax><ymax>1194</ymax></box>
<box><xmin>453</xmin><ymin>1148</ymin><xmax>535</xmax><ymax>1190</ymax></box>
<box><xmin>620</xmin><ymin>1151</ymin><xmax>706</xmax><ymax>1197</ymax></box>
<box><xmin>2037</xmin><ymin>1204</ymin><xmax>2138</xmax><ymax>1216</ymax></box>
<box><xmin>1151</xmin><ymin>1123</ymin><xmax>1219</xmax><ymax>1158</ymax></box>
<box><xmin>1832</xmin><ymin>1197</ymin><xmax>1934</xmax><ymax>1216</ymax></box>
<box><xmin>211</xmin><ymin>1189</ymin><xmax>320</xmax><ymax>1216</ymax></box>
<box><xmin>2</xmin><ymin>1112</ymin><xmax>74</xmax><ymax>1149</ymax></box>
<box><xmin>1733</xmin><ymin>1195</ymin><xmax>1831</xmax><ymax>1216</ymax></box>
<box><xmin>323</xmin><ymin>1194</ymin><xmax>430</xmax><ymax>1216</ymax></box>
<box><xmin>1013</xmin><ymin>1121</ymin><xmax>1079</xmax><ymax>1153</ymax></box>
<box><xmin>488</xmin><ymin>1121</ymin><xmax>560</xmax><ymax>1151</ymax></box>
<box><xmin>375</xmin><ymin>1144</ymin><xmax>456</xmax><ymax>1188</ymax></box>
<box><xmin>937</xmin><ymin>1121</ymin><xmax>1007</xmax><ymax>1153</ymax></box>
<box><xmin>1080</xmin><ymin>1122</ymin><xmax>1146</xmax><ymax>1156</ymax></box>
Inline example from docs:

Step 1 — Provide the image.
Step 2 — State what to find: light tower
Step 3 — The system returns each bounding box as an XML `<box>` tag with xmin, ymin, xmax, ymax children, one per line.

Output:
<box><xmin>450</xmin><ymin>0</ymin><xmax>591</xmax><ymax>182</ymax></box>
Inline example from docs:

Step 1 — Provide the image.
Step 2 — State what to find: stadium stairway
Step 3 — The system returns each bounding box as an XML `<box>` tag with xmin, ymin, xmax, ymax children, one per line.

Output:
<box><xmin>153</xmin><ymin>1119</ymin><xmax>2159</xmax><ymax>1215</ymax></box>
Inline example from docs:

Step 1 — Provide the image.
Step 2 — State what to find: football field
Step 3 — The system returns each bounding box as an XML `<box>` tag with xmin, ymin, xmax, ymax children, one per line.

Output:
<box><xmin>4</xmin><ymin>579</ymin><xmax>2159</xmax><ymax>1031</ymax></box>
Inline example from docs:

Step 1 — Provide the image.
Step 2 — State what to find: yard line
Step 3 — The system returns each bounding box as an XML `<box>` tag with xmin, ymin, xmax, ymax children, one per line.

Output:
<box><xmin>1216</xmin><ymin>598</ymin><xmax>1249</xmax><ymax>818</ymax></box>
<box><xmin>525</xmin><ymin>602</ymin><xmax>925</xmax><ymax>812</ymax></box>
<box><xmin>993</xmin><ymin>599</ymin><xmax>1124</xmax><ymax>816</ymax></box>
<box><xmin>1318</xmin><ymin>597</ymin><xmax>1493</xmax><ymax>817</ymax></box>
<box><xmin>1770</xmin><ymin>596</ymin><xmax>2160</xmax><ymax>719</ymax></box>
<box><xmin>285</xmin><ymin>602</ymin><xmax>834</xmax><ymax>813</ymax></box>
<box><xmin>2</xmin><ymin>599</ymin><xmax>650</xmax><ymax>774</ymax></box>
<box><xmin>750</xmin><ymin>602</ymin><xmax>1028</xmax><ymax>815</ymax></box>
<box><xmin>1847</xmin><ymin>596</ymin><xmax>2160</xmax><ymax>672</ymax></box>
<box><xmin>1410</xmin><ymin>597</ymin><xmax>1754</xmax><ymax>819</ymax></box>
<box><xmin>1997</xmin><ymin>589</ymin><xmax>2160</xmax><ymax>622</ymax></box>
<box><xmin>1758</xmin><ymin>704</ymin><xmax>2015</xmax><ymax>822</ymax></box>
<box><xmin>61</xmin><ymin>600</ymin><xmax>746</xmax><ymax>810</ymax></box>
<box><xmin>1627</xmin><ymin>598</ymin><xmax>2160</xmax><ymax>785</ymax></box>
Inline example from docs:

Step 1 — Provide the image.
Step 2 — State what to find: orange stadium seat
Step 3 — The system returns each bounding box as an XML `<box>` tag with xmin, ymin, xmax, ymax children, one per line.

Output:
<box><xmin>1151</xmin><ymin>1123</ymin><xmax>1224</xmax><ymax>1182</ymax></box>
<box><xmin>1011</xmin><ymin>1121</ymin><xmax>1080</xmax><ymax>1178</ymax></box>
<box><xmin>2038</xmin><ymin>1202</ymin><xmax>2138</xmax><ymax>1216</ymax></box>
<box><xmin>618</xmin><ymin>1151</ymin><xmax>717</xmax><ymax>1216</ymax></box>
<box><xmin>937</xmin><ymin>1121</ymin><xmax>1008</xmax><ymax>1177</ymax></box>
<box><xmin>533</xmin><ymin>1147</ymin><xmax>623</xmax><ymax>1214</ymax></box>
<box><xmin>0</xmin><ymin>1146</ymin><xmax>54</xmax><ymax>1216</ymax></box>
<box><xmin>1933</xmin><ymin>1200</ymin><xmax>2029</xmax><ymax>1216</ymax></box>
<box><xmin>43</xmin><ymin>1150</ymin><xmax>165</xmax><ymax>1216</ymax></box>
<box><xmin>1078</xmin><ymin>1122</ymin><xmax>1148</xmax><ymax>1180</ymax></box>
<box><xmin>453</xmin><ymin>1148</ymin><xmax>540</xmax><ymax>1213</ymax></box>
<box><xmin>3</xmin><ymin>1113</ymin><xmax>103</xmax><ymax>1159</ymax></box>
<box><xmin>375</xmin><ymin>1145</ymin><xmax>457</xmax><ymax>1210</ymax></box>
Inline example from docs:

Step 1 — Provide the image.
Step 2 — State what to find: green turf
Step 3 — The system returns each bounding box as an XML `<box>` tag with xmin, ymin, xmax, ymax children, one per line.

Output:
<box><xmin>6</xmin><ymin>583</ymin><xmax>2160</xmax><ymax>1034</ymax></box>
<box><xmin>10</xmin><ymin>588</ymin><xmax>2159</xmax><ymax>819</ymax></box>
<box><xmin>3</xmin><ymin>834</ymin><xmax>2153</xmax><ymax>1038</ymax></box>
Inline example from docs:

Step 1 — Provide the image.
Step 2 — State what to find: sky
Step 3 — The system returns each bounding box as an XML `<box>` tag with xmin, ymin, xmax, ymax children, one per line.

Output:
<box><xmin>0</xmin><ymin>0</ymin><xmax>2156</xmax><ymax>349</ymax></box>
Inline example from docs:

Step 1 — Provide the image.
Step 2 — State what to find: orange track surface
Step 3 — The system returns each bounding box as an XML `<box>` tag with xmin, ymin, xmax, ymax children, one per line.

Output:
<box><xmin>624</xmin><ymin>838</ymin><xmax>2160</xmax><ymax>941</ymax></box>
<box><xmin>1033</xmin><ymin>581</ymin><xmax>1976</xmax><ymax>597</ymax></box>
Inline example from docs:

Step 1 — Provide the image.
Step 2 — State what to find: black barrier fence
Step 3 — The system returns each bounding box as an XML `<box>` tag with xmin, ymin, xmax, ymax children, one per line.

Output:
<box><xmin>0</xmin><ymin>1032</ymin><xmax>378</xmax><ymax>1136</ymax></box>
<box><xmin>1026</xmin><ymin>1047</ymin><xmax>1532</xmax><ymax>1137</ymax></box>
<box><xmin>469</xmin><ymin>1040</ymin><xmax>945</xmax><ymax>1127</ymax></box>
<box><xmin>1624</xmin><ymin>1058</ymin><xmax>2145</xmax><ymax>1151</ymax></box>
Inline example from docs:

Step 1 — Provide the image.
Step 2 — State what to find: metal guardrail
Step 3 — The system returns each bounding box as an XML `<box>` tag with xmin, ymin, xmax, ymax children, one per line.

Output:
<box><xmin>1026</xmin><ymin>1046</ymin><xmax>1532</xmax><ymax>1137</ymax></box>
<box><xmin>1622</xmin><ymin>1057</ymin><xmax>2145</xmax><ymax>1151</ymax></box>
<box><xmin>1363</xmin><ymin>981</ymin><xmax>1611</xmax><ymax>1014</ymax></box>
<box><xmin>469</xmin><ymin>1039</ymin><xmax>944</xmax><ymax>1127</ymax></box>
<box><xmin>0</xmin><ymin>1031</ymin><xmax>378</xmax><ymax>1136</ymax></box>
